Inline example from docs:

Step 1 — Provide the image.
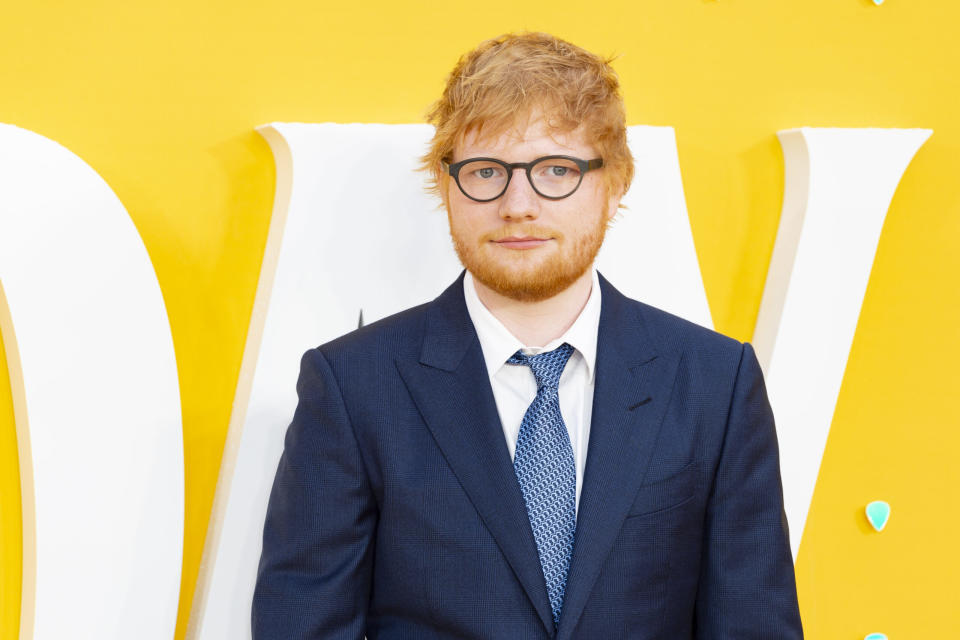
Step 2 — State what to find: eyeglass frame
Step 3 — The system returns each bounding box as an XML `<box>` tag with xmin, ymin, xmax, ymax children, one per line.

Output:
<box><xmin>441</xmin><ymin>155</ymin><xmax>604</xmax><ymax>203</ymax></box>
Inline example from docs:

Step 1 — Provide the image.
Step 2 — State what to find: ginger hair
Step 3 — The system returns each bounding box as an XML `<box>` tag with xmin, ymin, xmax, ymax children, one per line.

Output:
<box><xmin>421</xmin><ymin>32</ymin><xmax>633</xmax><ymax>203</ymax></box>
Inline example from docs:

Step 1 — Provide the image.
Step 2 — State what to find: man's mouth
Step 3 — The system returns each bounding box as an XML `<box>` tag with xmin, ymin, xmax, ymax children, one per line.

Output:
<box><xmin>493</xmin><ymin>236</ymin><xmax>552</xmax><ymax>249</ymax></box>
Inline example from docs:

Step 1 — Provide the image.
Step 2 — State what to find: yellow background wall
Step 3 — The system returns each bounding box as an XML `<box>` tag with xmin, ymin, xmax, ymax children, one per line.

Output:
<box><xmin>2</xmin><ymin>1</ymin><xmax>959</xmax><ymax>637</ymax></box>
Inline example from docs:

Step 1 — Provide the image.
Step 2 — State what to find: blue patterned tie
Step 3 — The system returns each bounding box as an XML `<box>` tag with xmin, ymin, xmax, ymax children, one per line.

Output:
<box><xmin>507</xmin><ymin>342</ymin><xmax>577</xmax><ymax>627</ymax></box>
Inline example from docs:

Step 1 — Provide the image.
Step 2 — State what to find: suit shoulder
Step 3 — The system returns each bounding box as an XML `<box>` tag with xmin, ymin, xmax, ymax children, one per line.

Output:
<box><xmin>310</xmin><ymin>298</ymin><xmax>430</xmax><ymax>366</ymax></box>
<box><xmin>622</xmin><ymin>299</ymin><xmax>754</xmax><ymax>414</ymax></box>
<box><xmin>629</xmin><ymin>297</ymin><xmax>744</xmax><ymax>363</ymax></box>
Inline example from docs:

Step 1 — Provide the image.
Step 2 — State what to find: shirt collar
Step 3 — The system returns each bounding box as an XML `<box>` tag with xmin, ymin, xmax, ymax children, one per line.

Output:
<box><xmin>462</xmin><ymin>267</ymin><xmax>602</xmax><ymax>383</ymax></box>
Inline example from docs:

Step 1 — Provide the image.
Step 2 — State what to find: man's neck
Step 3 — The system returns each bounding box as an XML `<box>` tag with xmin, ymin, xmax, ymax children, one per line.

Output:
<box><xmin>472</xmin><ymin>269</ymin><xmax>594</xmax><ymax>348</ymax></box>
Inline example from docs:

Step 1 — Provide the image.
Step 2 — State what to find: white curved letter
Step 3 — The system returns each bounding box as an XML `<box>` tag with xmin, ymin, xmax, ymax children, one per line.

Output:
<box><xmin>0</xmin><ymin>124</ymin><xmax>183</xmax><ymax>639</ymax></box>
<box><xmin>755</xmin><ymin>127</ymin><xmax>931</xmax><ymax>558</ymax></box>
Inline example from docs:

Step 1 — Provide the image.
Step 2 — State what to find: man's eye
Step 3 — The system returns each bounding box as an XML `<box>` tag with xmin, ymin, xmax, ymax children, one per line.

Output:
<box><xmin>470</xmin><ymin>167</ymin><xmax>503</xmax><ymax>180</ymax></box>
<box><xmin>535</xmin><ymin>163</ymin><xmax>579</xmax><ymax>179</ymax></box>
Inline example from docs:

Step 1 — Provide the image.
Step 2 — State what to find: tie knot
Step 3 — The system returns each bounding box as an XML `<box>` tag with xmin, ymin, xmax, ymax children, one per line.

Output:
<box><xmin>507</xmin><ymin>342</ymin><xmax>575</xmax><ymax>390</ymax></box>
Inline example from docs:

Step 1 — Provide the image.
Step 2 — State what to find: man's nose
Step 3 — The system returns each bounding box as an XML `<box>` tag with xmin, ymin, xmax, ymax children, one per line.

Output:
<box><xmin>498</xmin><ymin>168</ymin><xmax>540</xmax><ymax>220</ymax></box>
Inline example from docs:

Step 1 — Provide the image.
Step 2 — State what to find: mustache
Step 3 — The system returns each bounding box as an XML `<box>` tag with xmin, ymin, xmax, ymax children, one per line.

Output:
<box><xmin>483</xmin><ymin>225</ymin><xmax>563</xmax><ymax>242</ymax></box>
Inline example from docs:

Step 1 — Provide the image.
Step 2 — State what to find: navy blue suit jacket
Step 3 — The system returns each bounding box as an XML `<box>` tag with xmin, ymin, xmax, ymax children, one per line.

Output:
<box><xmin>252</xmin><ymin>270</ymin><xmax>804</xmax><ymax>639</ymax></box>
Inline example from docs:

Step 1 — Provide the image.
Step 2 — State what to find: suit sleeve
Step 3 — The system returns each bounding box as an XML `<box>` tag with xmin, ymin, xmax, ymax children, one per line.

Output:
<box><xmin>694</xmin><ymin>342</ymin><xmax>804</xmax><ymax>638</ymax></box>
<box><xmin>252</xmin><ymin>347</ymin><xmax>377</xmax><ymax>640</ymax></box>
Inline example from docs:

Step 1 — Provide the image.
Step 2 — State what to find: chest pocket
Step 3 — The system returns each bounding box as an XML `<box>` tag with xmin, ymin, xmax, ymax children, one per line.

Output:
<box><xmin>625</xmin><ymin>461</ymin><xmax>698</xmax><ymax>518</ymax></box>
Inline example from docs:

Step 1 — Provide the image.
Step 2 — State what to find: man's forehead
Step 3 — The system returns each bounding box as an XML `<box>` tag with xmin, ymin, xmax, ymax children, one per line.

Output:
<box><xmin>456</xmin><ymin>112</ymin><xmax>592</xmax><ymax>157</ymax></box>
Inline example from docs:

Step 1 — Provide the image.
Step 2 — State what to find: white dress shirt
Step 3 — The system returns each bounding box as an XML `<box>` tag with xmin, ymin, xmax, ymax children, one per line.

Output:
<box><xmin>462</xmin><ymin>268</ymin><xmax>602</xmax><ymax>513</ymax></box>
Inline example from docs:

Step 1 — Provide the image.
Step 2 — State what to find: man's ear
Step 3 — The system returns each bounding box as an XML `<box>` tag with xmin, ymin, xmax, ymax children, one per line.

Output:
<box><xmin>437</xmin><ymin>166</ymin><xmax>452</xmax><ymax>211</ymax></box>
<box><xmin>605</xmin><ymin>188</ymin><xmax>624</xmax><ymax>225</ymax></box>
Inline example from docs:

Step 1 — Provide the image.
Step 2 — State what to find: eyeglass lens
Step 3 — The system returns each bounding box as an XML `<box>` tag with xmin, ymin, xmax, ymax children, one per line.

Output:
<box><xmin>457</xmin><ymin>157</ymin><xmax>584</xmax><ymax>200</ymax></box>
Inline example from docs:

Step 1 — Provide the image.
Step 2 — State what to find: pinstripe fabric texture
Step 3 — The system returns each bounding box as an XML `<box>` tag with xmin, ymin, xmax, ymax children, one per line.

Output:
<box><xmin>508</xmin><ymin>342</ymin><xmax>577</xmax><ymax>626</ymax></box>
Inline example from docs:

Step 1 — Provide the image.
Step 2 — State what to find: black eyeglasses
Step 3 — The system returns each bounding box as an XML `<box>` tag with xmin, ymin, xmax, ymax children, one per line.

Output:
<box><xmin>442</xmin><ymin>155</ymin><xmax>603</xmax><ymax>202</ymax></box>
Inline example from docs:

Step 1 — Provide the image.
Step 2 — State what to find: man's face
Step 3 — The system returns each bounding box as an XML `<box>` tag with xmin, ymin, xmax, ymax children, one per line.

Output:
<box><xmin>445</xmin><ymin>114</ymin><xmax>621</xmax><ymax>302</ymax></box>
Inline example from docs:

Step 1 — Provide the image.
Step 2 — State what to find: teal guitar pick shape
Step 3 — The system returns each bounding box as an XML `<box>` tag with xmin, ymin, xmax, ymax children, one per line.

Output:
<box><xmin>866</xmin><ymin>501</ymin><xmax>890</xmax><ymax>532</ymax></box>
<box><xmin>864</xmin><ymin>633</ymin><xmax>887</xmax><ymax>640</ymax></box>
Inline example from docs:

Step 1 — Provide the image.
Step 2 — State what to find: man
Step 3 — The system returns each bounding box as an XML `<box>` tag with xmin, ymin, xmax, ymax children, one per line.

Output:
<box><xmin>252</xmin><ymin>32</ymin><xmax>804</xmax><ymax>639</ymax></box>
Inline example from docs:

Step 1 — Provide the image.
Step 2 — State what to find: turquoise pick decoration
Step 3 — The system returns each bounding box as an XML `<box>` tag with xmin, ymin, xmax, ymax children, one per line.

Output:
<box><xmin>872</xmin><ymin>0</ymin><xmax>884</xmax><ymax>5</ymax></box>
<box><xmin>865</xmin><ymin>634</ymin><xmax>887</xmax><ymax>640</ymax></box>
<box><xmin>866</xmin><ymin>501</ymin><xmax>890</xmax><ymax>532</ymax></box>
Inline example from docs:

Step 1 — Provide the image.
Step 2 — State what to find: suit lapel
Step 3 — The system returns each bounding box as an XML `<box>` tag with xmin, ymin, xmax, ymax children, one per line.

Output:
<box><xmin>556</xmin><ymin>273</ymin><xmax>681</xmax><ymax>639</ymax></box>
<box><xmin>394</xmin><ymin>271</ymin><xmax>556</xmax><ymax>636</ymax></box>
